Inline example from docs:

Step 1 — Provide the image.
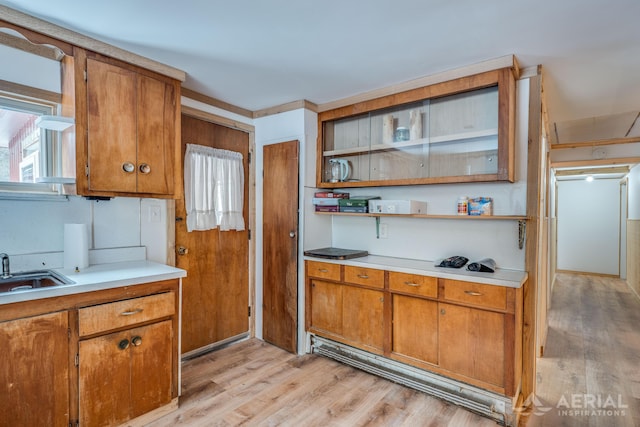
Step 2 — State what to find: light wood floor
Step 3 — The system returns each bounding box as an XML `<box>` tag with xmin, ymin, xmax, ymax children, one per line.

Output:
<box><xmin>148</xmin><ymin>273</ymin><xmax>640</xmax><ymax>427</ymax></box>
<box><xmin>521</xmin><ymin>273</ymin><xmax>640</xmax><ymax>426</ymax></box>
<box><xmin>147</xmin><ymin>339</ymin><xmax>497</xmax><ymax>427</ymax></box>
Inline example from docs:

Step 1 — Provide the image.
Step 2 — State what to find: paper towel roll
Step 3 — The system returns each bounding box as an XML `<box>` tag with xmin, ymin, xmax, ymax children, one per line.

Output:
<box><xmin>64</xmin><ymin>223</ymin><xmax>89</xmax><ymax>270</ymax></box>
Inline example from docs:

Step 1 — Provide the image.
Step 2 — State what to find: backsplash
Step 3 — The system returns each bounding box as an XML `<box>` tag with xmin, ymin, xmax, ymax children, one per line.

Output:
<box><xmin>0</xmin><ymin>195</ymin><xmax>169</xmax><ymax>271</ymax></box>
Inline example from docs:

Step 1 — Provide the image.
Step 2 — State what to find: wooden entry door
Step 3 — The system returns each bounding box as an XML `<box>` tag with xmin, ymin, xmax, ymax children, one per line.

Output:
<box><xmin>263</xmin><ymin>140</ymin><xmax>299</xmax><ymax>353</ymax></box>
<box><xmin>177</xmin><ymin>114</ymin><xmax>250</xmax><ymax>354</ymax></box>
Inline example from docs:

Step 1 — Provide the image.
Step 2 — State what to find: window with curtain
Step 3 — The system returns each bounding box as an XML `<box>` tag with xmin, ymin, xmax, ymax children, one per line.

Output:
<box><xmin>184</xmin><ymin>144</ymin><xmax>245</xmax><ymax>232</ymax></box>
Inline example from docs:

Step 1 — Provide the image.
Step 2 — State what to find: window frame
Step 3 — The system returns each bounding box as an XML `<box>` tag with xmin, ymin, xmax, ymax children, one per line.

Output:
<box><xmin>0</xmin><ymin>91</ymin><xmax>68</xmax><ymax>195</ymax></box>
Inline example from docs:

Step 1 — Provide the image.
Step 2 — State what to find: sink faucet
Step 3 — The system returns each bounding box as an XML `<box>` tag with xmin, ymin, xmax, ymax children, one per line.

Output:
<box><xmin>0</xmin><ymin>253</ymin><xmax>10</xmax><ymax>279</ymax></box>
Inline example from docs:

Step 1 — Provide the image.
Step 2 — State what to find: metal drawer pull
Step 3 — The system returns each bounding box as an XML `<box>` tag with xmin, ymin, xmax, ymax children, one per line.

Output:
<box><xmin>120</xmin><ymin>308</ymin><xmax>143</xmax><ymax>316</ymax></box>
<box><xmin>404</xmin><ymin>281</ymin><xmax>420</xmax><ymax>287</ymax></box>
<box><xmin>118</xmin><ymin>339</ymin><xmax>130</xmax><ymax>350</ymax></box>
<box><xmin>131</xmin><ymin>335</ymin><xmax>143</xmax><ymax>346</ymax></box>
<box><xmin>318</xmin><ymin>269</ymin><xmax>329</xmax><ymax>273</ymax></box>
<box><xmin>464</xmin><ymin>290</ymin><xmax>483</xmax><ymax>296</ymax></box>
<box><xmin>357</xmin><ymin>274</ymin><xmax>369</xmax><ymax>279</ymax></box>
<box><xmin>139</xmin><ymin>163</ymin><xmax>151</xmax><ymax>174</ymax></box>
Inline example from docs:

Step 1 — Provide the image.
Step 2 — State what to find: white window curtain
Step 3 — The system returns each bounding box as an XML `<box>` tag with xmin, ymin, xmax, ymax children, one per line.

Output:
<box><xmin>184</xmin><ymin>144</ymin><xmax>245</xmax><ymax>232</ymax></box>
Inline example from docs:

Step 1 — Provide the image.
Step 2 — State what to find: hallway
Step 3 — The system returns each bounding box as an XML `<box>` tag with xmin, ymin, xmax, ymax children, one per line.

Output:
<box><xmin>523</xmin><ymin>273</ymin><xmax>640</xmax><ymax>426</ymax></box>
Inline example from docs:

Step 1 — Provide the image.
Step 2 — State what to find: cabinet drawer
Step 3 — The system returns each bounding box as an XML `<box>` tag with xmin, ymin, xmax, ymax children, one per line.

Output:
<box><xmin>441</xmin><ymin>279</ymin><xmax>506</xmax><ymax>311</ymax></box>
<box><xmin>344</xmin><ymin>266</ymin><xmax>384</xmax><ymax>289</ymax></box>
<box><xmin>389</xmin><ymin>272</ymin><xmax>437</xmax><ymax>298</ymax></box>
<box><xmin>79</xmin><ymin>292</ymin><xmax>175</xmax><ymax>337</ymax></box>
<box><xmin>306</xmin><ymin>261</ymin><xmax>341</xmax><ymax>281</ymax></box>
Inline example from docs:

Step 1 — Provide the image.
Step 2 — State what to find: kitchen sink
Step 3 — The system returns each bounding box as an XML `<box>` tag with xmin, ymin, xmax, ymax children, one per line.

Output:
<box><xmin>0</xmin><ymin>270</ymin><xmax>75</xmax><ymax>293</ymax></box>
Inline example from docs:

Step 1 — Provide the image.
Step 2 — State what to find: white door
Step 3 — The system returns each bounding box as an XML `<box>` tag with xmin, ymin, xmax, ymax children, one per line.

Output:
<box><xmin>557</xmin><ymin>179</ymin><xmax>620</xmax><ymax>276</ymax></box>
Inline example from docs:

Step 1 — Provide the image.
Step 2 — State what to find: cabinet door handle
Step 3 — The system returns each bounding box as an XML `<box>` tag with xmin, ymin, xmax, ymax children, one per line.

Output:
<box><xmin>404</xmin><ymin>281</ymin><xmax>420</xmax><ymax>287</ymax></box>
<box><xmin>357</xmin><ymin>274</ymin><xmax>369</xmax><ymax>279</ymax></box>
<box><xmin>139</xmin><ymin>163</ymin><xmax>151</xmax><ymax>174</ymax></box>
<box><xmin>122</xmin><ymin>162</ymin><xmax>135</xmax><ymax>173</ymax></box>
<box><xmin>318</xmin><ymin>269</ymin><xmax>329</xmax><ymax>273</ymax></box>
<box><xmin>440</xmin><ymin>309</ymin><xmax>446</xmax><ymax>315</ymax></box>
<box><xmin>118</xmin><ymin>339</ymin><xmax>130</xmax><ymax>350</ymax></box>
<box><xmin>120</xmin><ymin>308</ymin><xmax>143</xmax><ymax>316</ymax></box>
<box><xmin>131</xmin><ymin>336</ymin><xmax>142</xmax><ymax>346</ymax></box>
<box><xmin>464</xmin><ymin>290</ymin><xmax>483</xmax><ymax>296</ymax></box>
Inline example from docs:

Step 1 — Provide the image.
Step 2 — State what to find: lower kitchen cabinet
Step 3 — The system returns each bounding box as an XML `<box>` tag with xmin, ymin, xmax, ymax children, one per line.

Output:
<box><xmin>391</xmin><ymin>295</ymin><xmax>438</xmax><ymax>365</ymax></box>
<box><xmin>308</xmin><ymin>278</ymin><xmax>384</xmax><ymax>354</ymax></box>
<box><xmin>79</xmin><ymin>320</ymin><xmax>172</xmax><ymax>426</ymax></box>
<box><xmin>78</xmin><ymin>291</ymin><xmax>176</xmax><ymax>426</ymax></box>
<box><xmin>306</xmin><ymin>260</ymin><xmax>523</xmax><ymax>397</ymax></box>
<box><xmin>0</xmin><ymin>279</ymin><xmax>179</xmax><ymax>427</ymax></box>
<box><xmin>438</xmin><ymin>302</ymin><xmax>505</xmax><ymax>388</ymax></box>
<box><xmin>342</xmin><ymin>285</ymin><xmax>384</xmax><ymax>352</ymax></box>
<box><xmin>309</xmin><ymin>280</ymin><xmax>343</xmax><ymax>336</ymax></box>
<box><xmin>0</xmin><ymin>311</ymin><xmax>70</xmax><ymax>427</ymax></box>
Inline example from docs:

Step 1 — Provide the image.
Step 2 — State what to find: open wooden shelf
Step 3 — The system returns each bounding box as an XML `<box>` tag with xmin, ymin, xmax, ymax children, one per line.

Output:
<box><xmin>314</xmin><ymin>211</ymin><xmax>527</xmax><ymax>220</ymax></box>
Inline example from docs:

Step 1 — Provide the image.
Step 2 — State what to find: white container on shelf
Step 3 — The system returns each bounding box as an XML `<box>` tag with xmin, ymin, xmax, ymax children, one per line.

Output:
<box><xmin>368</xmin><ymin>200</ymin><xmax>427</xmax><ymax>214</ymax></box>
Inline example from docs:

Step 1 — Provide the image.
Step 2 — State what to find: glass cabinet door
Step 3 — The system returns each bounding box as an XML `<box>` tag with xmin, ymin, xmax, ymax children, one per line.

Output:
<box><xmin>320</xmin><ymin>84</ymin><xmax>501</xmax><ymax>186</ymax></box>
<box><xmin>428</xmin><ymin>86</ymin><xmax>499</xmax><ymax>178</ymax></box>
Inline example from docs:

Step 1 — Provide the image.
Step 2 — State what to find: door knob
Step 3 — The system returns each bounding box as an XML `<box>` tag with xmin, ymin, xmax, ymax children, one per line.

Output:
<box><xmin>289</xmin><ymin>231</ymin><xmax>296</xmax><ymax>238</ymax></box>
<box><xmin>122</xmin><ymin>162</ymin><xmax>135</xmax><ymax>173</ymax></box>
<box><xmin>177</xmin><ymin>246</ymin><xmax>189</xmax><ymax>255</ymax></box>
<box><xmin>131</xmin><ymin>336</ymin><xmax>142</xmax><ymax>346</ymax></box>
<box><xmin>118</xmin><ymin>339</ymin><xmax>130</xmax><ymax>350</ymax></box>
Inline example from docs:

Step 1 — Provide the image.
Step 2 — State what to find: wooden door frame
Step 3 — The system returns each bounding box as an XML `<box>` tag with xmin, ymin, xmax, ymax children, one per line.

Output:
<box><xmin>176</xmin><ymin>105</ymin><xmax>257</xmax><ymax>339</ymax></box>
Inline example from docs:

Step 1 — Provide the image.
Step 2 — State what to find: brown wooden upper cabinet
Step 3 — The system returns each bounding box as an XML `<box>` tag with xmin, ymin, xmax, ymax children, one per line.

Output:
<box><xmin>75</xmin><ymin>50</ymin><xmax>181</xmax><ymax>198</ymax></box>
<box><xmin>316</xmin><ymin>67</ymin><xmax>516</xmax><ymax>188</ymax></box>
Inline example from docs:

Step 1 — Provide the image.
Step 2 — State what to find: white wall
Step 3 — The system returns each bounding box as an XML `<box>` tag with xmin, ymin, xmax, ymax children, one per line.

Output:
<box><xmin>628</xmin><ymin>164</ymin><xmax>640</xmax><ymax>220</ymax></box>
<box><xmin>0</xmin><ymin>195</ymin><xmax>169</xmax><ymax>271</ymax></box>
<box><xmin>556</xmin><ymin>179</ymin><xmax>621</xmax><ymax>275</ymax></box>
<box><xmin>0</xmin><ymin>43</ymin><xmax>60</xmax><ymax>93</ymax></box>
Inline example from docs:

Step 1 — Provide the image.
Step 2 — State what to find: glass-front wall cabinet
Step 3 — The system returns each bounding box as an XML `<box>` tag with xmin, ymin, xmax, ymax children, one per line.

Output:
<box><xmin>317</xmin><ymin>68</ymin><xmax>516</xmax><ymax>188</ymax></box>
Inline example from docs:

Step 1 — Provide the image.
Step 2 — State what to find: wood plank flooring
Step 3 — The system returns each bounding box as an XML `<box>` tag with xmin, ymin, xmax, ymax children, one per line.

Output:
<box><xmin>148</xmin><ymin>273</ymin><xmax>640</xmax><ymax>427</ymax></box>
<box><xmin>146</xmin><ymin>339</ymin><xmax>496</xmax><ymax>427</ymax></box>
<box><xmin>521</xmin><ymin>273</ymin><xmax>640</xmax><ymax>426</ymax></box>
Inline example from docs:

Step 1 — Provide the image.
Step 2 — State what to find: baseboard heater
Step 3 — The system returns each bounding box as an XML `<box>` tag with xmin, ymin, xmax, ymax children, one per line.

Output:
<box><xmin>311</xmin><ymin>336</ymin><xmax>514</xmax><ymax>426</ymax></box>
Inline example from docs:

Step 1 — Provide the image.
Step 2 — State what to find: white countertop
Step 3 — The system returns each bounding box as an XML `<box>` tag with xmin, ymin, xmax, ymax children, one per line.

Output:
<box><xmin>304</xmin><ymin>254</ymin><xmax>527</xmax><ymax>288</ymax></box>
<box><xmin>0</xmin><ymin>260</ymin><xmax>186</xmax><ymax>305</ymax></box>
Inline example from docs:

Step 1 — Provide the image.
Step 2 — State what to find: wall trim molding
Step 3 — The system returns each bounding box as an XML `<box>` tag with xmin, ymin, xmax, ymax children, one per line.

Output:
<box><xmin>550</xmin><ymin>137</ymin><xmax>640</xmax><ymax>150</ymax></box>
<box><xmin>181</xmin><ymin>105</ymin><xmax>254</xmax><ymax>133</ymax></box>
<box><xmin>551</xmin><ymin>157</ymin><xmax>640</xmax><ymax>168</ymax></box>
<box><xmin>253</xmin><ymin>99</ymin><xmax>318</xmax><ymax>119</ymax></box>
<box><xmin>181</xmin><ymin>87</ymin><xmax>253</xmax><ymax>119</ymax></box>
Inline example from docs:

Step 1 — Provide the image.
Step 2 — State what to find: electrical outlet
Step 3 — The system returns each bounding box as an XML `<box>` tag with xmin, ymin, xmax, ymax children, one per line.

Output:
<box><xmin>379</xmin><ymin>223</ymin><xmax>389</xmax><ymax>239</ymax></box>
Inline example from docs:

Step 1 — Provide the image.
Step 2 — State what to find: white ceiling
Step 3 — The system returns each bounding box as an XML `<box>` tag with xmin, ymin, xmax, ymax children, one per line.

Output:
<box><xmin>1</xmin><ymin>0</ymin><xmax>640</xmax><ymax>134</ymax></box>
